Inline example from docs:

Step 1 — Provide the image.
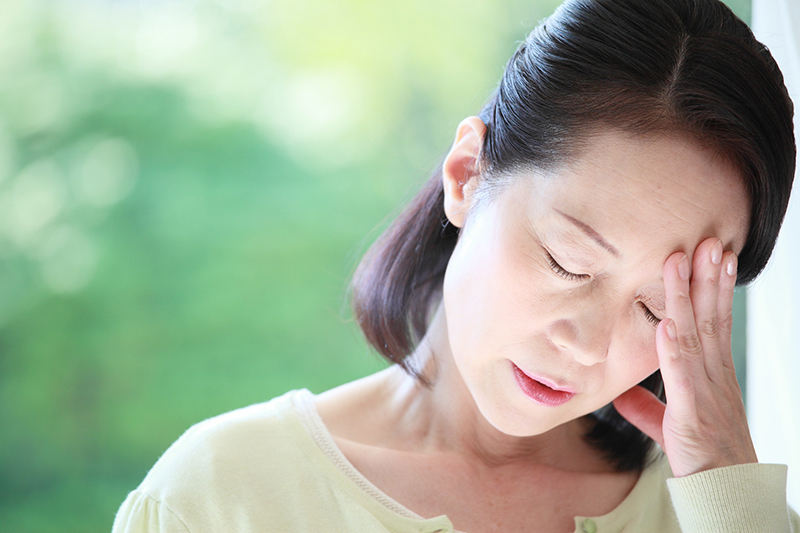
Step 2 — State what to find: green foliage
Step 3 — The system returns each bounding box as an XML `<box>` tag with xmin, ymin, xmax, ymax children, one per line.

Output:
<box><xmin>0</xmin><ymin>0</ymin><xmax>750</xmax><ymax>531</ymax></box>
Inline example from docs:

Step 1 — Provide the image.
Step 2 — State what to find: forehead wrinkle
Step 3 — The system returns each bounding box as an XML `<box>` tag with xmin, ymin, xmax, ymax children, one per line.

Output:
<box><xmin>617</xmin><ymin>179</ymin><xmax>735</xmax><ymax>253</ymax></box>
<box><xmin>538</xmin><ymin>130</ymin><xmax>749</xmax><ymax>267</ymax></box>
<box><xmin>637</xmin><ymin>161</ymin><xmax>748</xmax><ymax>252</ymax></box>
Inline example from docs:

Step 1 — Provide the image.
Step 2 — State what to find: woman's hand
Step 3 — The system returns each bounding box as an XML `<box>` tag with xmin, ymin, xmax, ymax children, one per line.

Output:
<box><xmin>613</xmin><ymin>237</ymin><xmax>758</xmax><ymax>478</ymax></box>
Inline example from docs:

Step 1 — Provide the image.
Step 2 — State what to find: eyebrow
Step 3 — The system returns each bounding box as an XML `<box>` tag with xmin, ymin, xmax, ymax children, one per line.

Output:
<box><xmin>554</xmin><ymin>209</ymin><xmax>621</xmax><ymax>257</ymax></box>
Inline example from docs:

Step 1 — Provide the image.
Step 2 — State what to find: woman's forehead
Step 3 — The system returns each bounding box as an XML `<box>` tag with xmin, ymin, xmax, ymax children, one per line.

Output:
<box><xmin>518</xmin><ymin>131</ymin><xmax>750</xmax><ymax>255</ymax></box>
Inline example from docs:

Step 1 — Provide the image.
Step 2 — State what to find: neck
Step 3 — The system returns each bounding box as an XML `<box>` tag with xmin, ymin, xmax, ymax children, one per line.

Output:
<box><xmin>364</xmin><ymin>306</ymin><xmax>609</xmax><ymax>473</ymax></box>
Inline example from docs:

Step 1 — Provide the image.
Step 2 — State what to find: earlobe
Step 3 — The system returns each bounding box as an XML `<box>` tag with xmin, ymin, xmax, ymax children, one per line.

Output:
<box><xmin>442</xmin><ymin>116</ymin><xmax>486</xmax><ymax>228</ymax></box>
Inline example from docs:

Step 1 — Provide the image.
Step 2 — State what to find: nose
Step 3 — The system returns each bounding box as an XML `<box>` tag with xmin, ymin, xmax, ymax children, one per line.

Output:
<box><xmin>548</xmin><ymin>314</ymin><xmax>611</xmax><ymax>366</ymax></box>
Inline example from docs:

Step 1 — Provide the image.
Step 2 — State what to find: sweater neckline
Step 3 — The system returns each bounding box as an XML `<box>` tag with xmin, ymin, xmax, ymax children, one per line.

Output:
<box><xmin>286</xmin><ymin>388</ymin><xmax>669</xmax><ymax>533</ymax></box>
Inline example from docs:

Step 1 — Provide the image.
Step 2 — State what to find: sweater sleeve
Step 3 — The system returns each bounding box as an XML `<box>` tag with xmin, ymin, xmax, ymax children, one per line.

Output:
<box><xmin>666</xmin><ymin>463</ymin><xmax>799</xmax><ymax>533</ymax></box>
<box><xmin>111</xmin><ymin>490</ymin><xmax>190</xmax><ymax>533</ymax></box>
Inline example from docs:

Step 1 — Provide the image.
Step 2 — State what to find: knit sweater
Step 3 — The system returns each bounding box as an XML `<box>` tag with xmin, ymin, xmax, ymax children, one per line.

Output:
<box><xmin>112</xmin><ymin>389</ymin><xmax>799</xmax><ymax>533</ymax></box>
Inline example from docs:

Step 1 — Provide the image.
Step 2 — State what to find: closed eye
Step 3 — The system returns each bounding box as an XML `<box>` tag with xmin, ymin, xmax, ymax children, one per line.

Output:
<box><xmin>546</xmin><ymin>252</ymin><xmax>590</xmax><ymax>281</ymax></box>
<box><xmin>639</xmin><ymin>302</ymin><xmax>661</xmax><ymax>327</ymax></box>
<box><xmin>546</xmin><ymin>250</ymin><xmax>661</xmax><ymax>327</ymax></box>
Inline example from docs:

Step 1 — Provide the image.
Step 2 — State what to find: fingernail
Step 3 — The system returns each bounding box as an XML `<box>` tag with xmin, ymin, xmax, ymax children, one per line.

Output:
<box><xmin>678</xmin><ymin>255</ymin><xmax>690</xmax><ymax>280</ymax></box>
<box><xmin>711</xmin><ymin>240</ymin><xmax>722</xmax><ymax>265</ymax></box>
<box><xmin>666</xmin><ymin>319</ymin><xmax>677</xmax><ymax>341</ymax></box>
<box><xmin>726</xmin><ymin>254</ymin><xmax>737</xmax><ymax>277</ymax></box>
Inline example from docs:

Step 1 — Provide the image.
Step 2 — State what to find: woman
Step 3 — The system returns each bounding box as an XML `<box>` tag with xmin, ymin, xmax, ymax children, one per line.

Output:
<box><xmin>113</xmin><ymin>0</ymin><xmax>799</xmax><ymax>531</ymax></box>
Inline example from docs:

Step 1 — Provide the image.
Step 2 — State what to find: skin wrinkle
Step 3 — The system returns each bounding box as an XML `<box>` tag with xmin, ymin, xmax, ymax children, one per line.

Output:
<box><xmin>565</xmin><ymin>133</ymin><xmax>745</xmax><ymax>257</ymax></box>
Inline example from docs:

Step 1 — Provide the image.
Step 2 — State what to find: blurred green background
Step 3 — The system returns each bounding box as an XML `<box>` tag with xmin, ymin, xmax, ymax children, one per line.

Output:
<box><xmin>0</xmin><ymin>0</ymin><xmax>750</xmax><ymax>531</ymax></box>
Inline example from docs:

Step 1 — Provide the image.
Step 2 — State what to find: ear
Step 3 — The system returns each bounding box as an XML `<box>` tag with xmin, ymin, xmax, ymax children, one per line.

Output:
<box><xmin>442</xmin><ymin>116</ymin><xmax>486</xmax><ymax>228</ymax></box>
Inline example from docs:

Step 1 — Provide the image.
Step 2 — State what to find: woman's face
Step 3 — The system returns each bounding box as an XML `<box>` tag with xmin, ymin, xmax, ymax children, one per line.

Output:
<box><xmin>441</xmin><ymin>130</ymin><xmax>749</xmax><ymax>437</ymax></box>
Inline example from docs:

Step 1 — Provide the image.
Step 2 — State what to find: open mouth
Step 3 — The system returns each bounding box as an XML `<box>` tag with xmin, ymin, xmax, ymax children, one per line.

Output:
<box><xmin>512</xmin><ymin>363</ymin><xmax>576</xmax><ymax>407</ymax></box>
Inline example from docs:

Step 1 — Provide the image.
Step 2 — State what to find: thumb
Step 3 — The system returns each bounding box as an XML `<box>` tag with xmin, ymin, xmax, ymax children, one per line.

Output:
<box><xmin>613</xmin><ymin>385</ymin><xmax>666</xmax><ymax>446</ymax></box>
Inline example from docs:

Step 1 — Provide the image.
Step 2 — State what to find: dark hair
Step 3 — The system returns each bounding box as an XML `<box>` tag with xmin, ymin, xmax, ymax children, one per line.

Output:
<box><xmin>351</xmin><ymin>0</ymin><xmax>796</xmax><ymax>471</ymax></box>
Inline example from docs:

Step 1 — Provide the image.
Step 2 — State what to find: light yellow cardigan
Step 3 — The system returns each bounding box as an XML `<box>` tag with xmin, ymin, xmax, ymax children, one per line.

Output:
<box><xmin>112</xmin><ymin>390</ymin><xmax>799</xmax><ymax>533</ymax></box>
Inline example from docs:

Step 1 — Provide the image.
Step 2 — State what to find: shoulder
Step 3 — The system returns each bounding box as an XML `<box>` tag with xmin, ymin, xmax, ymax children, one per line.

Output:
<box><xmin>126</xmin><ymin>390</ymin><xmax>319</xmax><ymax>531</ymax></box>
<box><xmin>114</xmin><ymin>386</ymin><xmax>447</xmax><ymax>533</ymax></box>
<box><xmin>142</xmin><ymin>389</ymin><xmax>306</xmax><ymax>489</ymax></box>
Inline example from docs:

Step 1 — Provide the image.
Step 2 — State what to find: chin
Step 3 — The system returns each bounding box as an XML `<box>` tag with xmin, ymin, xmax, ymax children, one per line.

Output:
<box><xmin>476</xmin><ymin>396</ymin><xmax>580</xmax><ymax>437</ymax></box>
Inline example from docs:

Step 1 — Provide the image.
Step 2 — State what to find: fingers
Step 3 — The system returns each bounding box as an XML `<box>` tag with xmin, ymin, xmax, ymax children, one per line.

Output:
<box><xmin>663</xmin><ymin>250</ymin><xmax>702</xmax><ymax>366</ymax></box>
<box><xmin>650</xmin><ymin>239</ymin><xmax>752</xmax><ymax>478</ymax></box>
<box><xmin>654</xmin><ymin>316</ymin><xmax>696</xmax><ymax>420</ymax></box>
<box><xmin>663</xmin><ymin>238</ymin><xmax>735</xmax><ymax>378</ymax></box>
<box><xmin>689</xmin><ymin>238</ymin><xmax>725</xmax><ymax>377</ymax></box>
<box><xmin>613</xmin><ymin>385</ymin><xmax>665</xmax><ymax>446</ymax></box>
<box><xmin>689</xmin><ymin>239</ymin><xmax>722</xmax><ymax>345</ymax></box>
<box><xmin>717</xmin><ymin>252</ymin><xmax>738</xmax><ymax>373</ymax></box>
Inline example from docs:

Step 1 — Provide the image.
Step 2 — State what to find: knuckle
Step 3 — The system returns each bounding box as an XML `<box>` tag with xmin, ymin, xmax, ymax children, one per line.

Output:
<box><xmin>679</xmin><ymin>331</ymin><xmax>704</xmax><ymax>357</ymax></box>
<box><xmin>696</xmin><ymin>316</ymin><xmax>718</xmax><ymax>338</ymax></box>
<box><xmin>718</xmin><ymin>312</ymin><xmax>733</xmax><ymax>332</ymax></box>
<box><xmin>673</xmin><ymin>290</ymin><xmax>692</xmax><ymax>307</ymax></box>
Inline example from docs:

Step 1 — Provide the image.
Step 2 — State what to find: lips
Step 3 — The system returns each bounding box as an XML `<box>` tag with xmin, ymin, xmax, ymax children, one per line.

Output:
<box><xmin>512</xmin><ymin>363</ymin><xmax>576</xmax><ymax>407</ymax></box>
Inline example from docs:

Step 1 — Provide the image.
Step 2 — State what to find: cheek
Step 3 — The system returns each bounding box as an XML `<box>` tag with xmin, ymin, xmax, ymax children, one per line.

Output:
<box><xmin>444</xmin><ymin>223</ymin><xmax>547</xmax><ymax>330</ymax></box>
<box><xmin>611</xmin><ymin>329</ymin><xmax>661</xmax><ymax>390</ymax></box>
